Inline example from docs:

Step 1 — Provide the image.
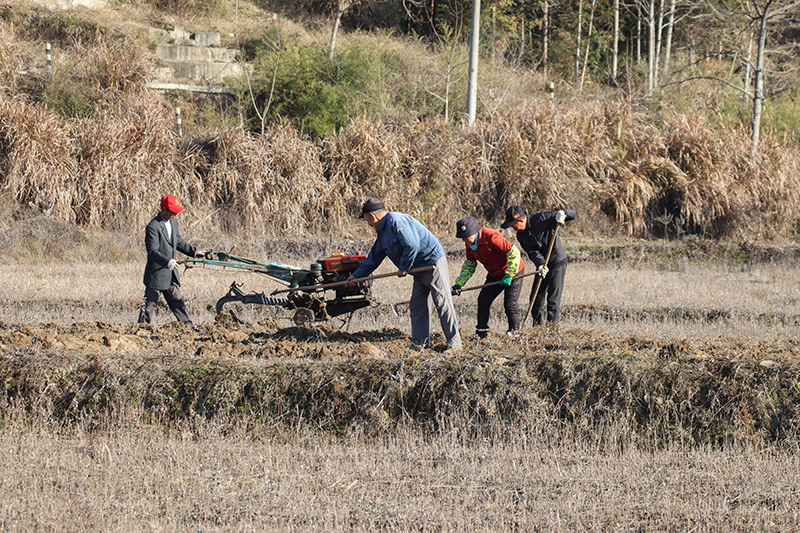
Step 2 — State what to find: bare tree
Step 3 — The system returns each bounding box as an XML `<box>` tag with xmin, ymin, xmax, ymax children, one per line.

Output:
<box><xmin>653</xmin><ymin>0</ymin><xmax>664</xmax><ymax>89</ymax></box>
<box><xmin>716</xmin><ymin>0</ymin><xmax>800</xmax><ymax>151</ymax></box>
<box><xmin>241</xmin><ymin>31</ymin><xmax>283</xmax><ymax>135</ymax></box>
<box><xmin>542</xmin><ymin>0</ymin><xmax>549</xmax><ymax>77</ymax></box>
<box><xmin>742</xmin><ymin>22</ymin><xmax>754</xmax><ymax>103</ymax></box>
<box><xmin>419</xmin><ymin>23</ymin><xmax>467</xmax><ymax>122</ymax></box>
<box><xmin>661</xmin><ymin>0</ymin><xmax>677</xmax><ymax>79</ymax></box>
<box><xmin>636</xmin><ymin>0</ymin><xmax>643</xmax><ymax>64</ymax></box>
<box><xmin>647</xmin><ymin>0</ymin><xmax>655</xmax><ymax>93</ymax></box>
<box><xmin>691</xmin><ymin>0</ymin><xmax>800</xmax><ymax>151</ymax></box>
<box><xmin>402</xmin><ymin>0</ymin><xmax>440</xmax><ymax>38</ymax></box>
<box><xmin>330</xmin><ymin>0</ymin><xmax>361</xmax><ymax>59</ymax></box>
<box><xmin>746</xmin><ymin>0</ymin><xmax>800</xmax><ymax>151</ymax></box>
<box><xmin>575</xmin><ymin>0</ymin><xmax>584</xmax><ymax>83</ymax></box>
<box><xmin>579</xmin><ymin>0</ymin><xmax>597</xmax><ymax>93</ymax></box>
<box><xmin>612</xmin><ymin>0</ymin><xmax>619</xmax><ymax>81</ymax></box>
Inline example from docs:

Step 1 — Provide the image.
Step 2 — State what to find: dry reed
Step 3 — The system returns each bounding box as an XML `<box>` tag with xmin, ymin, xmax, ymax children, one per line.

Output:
<box><xmin>5</xmin><ymin>88</ymin><xmax>800</xmax><ymax>242</ymax></box>
<box><xmin>3</xmin><ymin>4</ymin><xmax>800</xmax><ymax>243</ymax></box>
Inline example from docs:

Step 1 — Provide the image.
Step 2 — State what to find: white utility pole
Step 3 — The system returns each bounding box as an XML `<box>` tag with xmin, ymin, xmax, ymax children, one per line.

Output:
<box><xmin>466</xmin><ymin>0</ymin><xmax>481</xmax><ymax>125</ymax></box>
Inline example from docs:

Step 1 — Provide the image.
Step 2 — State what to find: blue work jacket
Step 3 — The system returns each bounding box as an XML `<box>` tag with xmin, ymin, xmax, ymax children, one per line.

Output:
<box><xmin>352</xmin><ymin>212</ymin><xmax>444</xmax><ymax>278</ymax></box>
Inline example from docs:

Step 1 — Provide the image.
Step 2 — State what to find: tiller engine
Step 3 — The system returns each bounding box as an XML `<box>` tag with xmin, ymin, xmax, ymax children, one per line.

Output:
<box><xmin>183</xmin><ymin>251</ymin><xmax>372</xmax><ymax>326</ymax></box>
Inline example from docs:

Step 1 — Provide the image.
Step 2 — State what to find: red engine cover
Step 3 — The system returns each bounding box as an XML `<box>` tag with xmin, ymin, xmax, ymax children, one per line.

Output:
<box><xmin>321</xmin><ymin>253</ymin><xmax>368</xmax><ymax>272</ymax></box>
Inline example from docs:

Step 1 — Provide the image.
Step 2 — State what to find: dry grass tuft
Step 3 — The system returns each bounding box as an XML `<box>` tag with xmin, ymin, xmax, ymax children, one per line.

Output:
<box><xmin>0</xmin><ymin>93</ymin><xmax>78</xmax><ymax>219</ymax></box>
<box><xmin>175</xmin><ymin>120</ymin><xmax>331</xmax><ymax>237</ymax></box>
<box><xmin>85</xmin><ymin>36</ymin><xmax>154</xmax><ymax>95</ymax></box>
<box><xmin>72</xmin><ymin>93</ymin><xmax>178</xmax><ymax>229</ymax></box>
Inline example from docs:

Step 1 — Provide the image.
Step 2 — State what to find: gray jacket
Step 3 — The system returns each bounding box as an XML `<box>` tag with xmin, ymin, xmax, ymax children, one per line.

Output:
<box><xmin>142</xmin><ymin>214</ymin><xmax>196</xmax><ymax>290</ymax></box>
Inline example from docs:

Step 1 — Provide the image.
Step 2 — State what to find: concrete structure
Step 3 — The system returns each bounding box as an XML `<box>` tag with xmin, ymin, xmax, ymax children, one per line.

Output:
<box><xmin>27</xmin><ymin>1</ymin><xmax>246</xmax><ymax>85</ymax></box>
<box><xmin>154</xmin><ymin>27</ymin><xmax>248</xmax><ymax>83</ymax></box>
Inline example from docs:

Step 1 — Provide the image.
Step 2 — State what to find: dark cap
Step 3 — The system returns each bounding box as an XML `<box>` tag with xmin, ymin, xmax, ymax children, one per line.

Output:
<box><xmin>455</xmin><ymin>216</ymin><xmax>482</xmax><ymax>239</ymax></box>
<box><xmin>359</xmin><ymin>197</ymin><xmax>386</xmax><ymax>218</ymax></box>
<box><xmin>500</xmin><ymin>206</ymin><xmax>526</xmax><ymax>229</ymax></box>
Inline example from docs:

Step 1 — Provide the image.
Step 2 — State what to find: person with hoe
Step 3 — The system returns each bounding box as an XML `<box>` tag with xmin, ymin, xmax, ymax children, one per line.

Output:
<box><xmin>501</xmin><ymin>205</ymin><xmax>576</xmax><ymax>326</ymax></box>
<box><xmin>346</xmin><ymin>198</ymin><xmax>462</xmax><ymax>352</ymax></box>
<box><xmin>138</xmin><ymin>194</ymin><xmax>208</xmax><ymax>326</ymax></box>
<box><xmin>451</xmin><ymin>216</ymin><xmax>525</xmax><ymax>339</ymax></box>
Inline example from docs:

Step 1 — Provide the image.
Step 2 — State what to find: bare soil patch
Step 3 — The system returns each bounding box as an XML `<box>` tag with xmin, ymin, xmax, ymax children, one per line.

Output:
<box><xmin>2</xmin><ymin>314</ymin><xmax>798</xmax><ymax>362</ymax></box>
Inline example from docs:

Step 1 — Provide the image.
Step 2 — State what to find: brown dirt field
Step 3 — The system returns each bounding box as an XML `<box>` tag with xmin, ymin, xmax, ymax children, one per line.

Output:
<box><xmin>1</xmin><ymin>244</ymin><xmax>799</xmax><ymax>447</ymax></box>
<box><xmin>1</xmin><ymin>314</ymin><xmax>798</xmax><ymax>362</ymax></box>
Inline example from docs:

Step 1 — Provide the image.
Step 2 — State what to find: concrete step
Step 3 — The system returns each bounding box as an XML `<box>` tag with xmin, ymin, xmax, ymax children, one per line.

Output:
<box><xmin>31</xmin><ymin>0</ymin><xmax>108</xmax><ymax>7</ymax></box>
<box><xmin>159</xmin><ymin>61</ymin><xmax>248</xmax><ymax>83</ymax></box>
<box><xmin>156</xmin><ymin>44</ymin><xmax>240</xmax><ymax>63</ymax></box>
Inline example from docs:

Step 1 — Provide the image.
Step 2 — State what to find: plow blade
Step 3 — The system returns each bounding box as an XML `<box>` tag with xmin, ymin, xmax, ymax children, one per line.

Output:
<box><xmin>215</xmin><ymin>283</ymin><xmax>288</xmax><ymax>314</ymax></box>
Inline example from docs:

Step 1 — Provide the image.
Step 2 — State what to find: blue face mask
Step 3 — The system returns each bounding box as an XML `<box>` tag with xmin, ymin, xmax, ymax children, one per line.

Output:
<box><xmin>469</xmin><ymin>233</ymin><xmax>479</xmax><ymax>251</ymax></box>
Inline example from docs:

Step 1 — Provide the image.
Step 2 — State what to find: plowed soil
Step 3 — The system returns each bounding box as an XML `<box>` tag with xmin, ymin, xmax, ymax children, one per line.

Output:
<box><xmin>1</xmin><ymin>311</ymin><xmax>797</xmax><ymax>363</ymax></box>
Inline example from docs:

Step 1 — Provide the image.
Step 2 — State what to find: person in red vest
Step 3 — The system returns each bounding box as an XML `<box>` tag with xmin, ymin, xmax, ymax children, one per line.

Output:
<box><xmin>451</xmin><ymin>216</ymin><xmax>525</xmax><ymax>339</ymax></box>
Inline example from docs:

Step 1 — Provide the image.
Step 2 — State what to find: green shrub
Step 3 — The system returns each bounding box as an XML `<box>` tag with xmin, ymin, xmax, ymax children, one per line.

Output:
<box><xmin>42</xmin><ymin>71</ymin><xmax>97</xmax><ymax>119</ymax></box>
<box><xmin>243</xmin><ymin>38</ymin><xmax>375</xmax><ymax>138</ymax></box>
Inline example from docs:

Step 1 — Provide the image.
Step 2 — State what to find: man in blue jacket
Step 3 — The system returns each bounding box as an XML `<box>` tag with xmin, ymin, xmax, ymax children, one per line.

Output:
<box><xmin>347</xmin><ymin>198</ymin><xmax>462</xmax><ymax>352</ymax></box>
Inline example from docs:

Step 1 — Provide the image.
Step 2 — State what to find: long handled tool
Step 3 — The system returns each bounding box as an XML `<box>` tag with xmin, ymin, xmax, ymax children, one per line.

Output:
<box><xmin>522</xmin><ymin>222</ymin><xmax>562</xmax><ymax>326</ymax></box>
<box><xmin>270</xmin><ymin>265</ymin><xmax>435</xmax><ymax>295</ymax></box>
<box><xmin>457</xmin><ymin>269</ymin><xmax>541</xmax><ymax>293</ymax></box>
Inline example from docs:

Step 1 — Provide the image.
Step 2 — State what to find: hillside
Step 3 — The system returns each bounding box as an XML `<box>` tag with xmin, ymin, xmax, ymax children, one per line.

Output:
<box><xmin>1</xmin><ymin>0</ymin><xmax>798</xmax><ymax>250</ymax></box>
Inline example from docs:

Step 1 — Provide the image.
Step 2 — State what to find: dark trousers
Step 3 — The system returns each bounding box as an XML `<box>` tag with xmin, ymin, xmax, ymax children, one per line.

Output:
<box><xmin>476</xmin><ymin>273</ymin><xmax>524</xmax><ymax>334</ymax></box>
<box><xmin>529</xmin><ymin>262</ymin><xmax>566</xmax><ymax>325</ymax></box>
<box><xmin>138</xmin><ymin>283</ymin><xmax>192</xmax><ymax>324</ymax></box>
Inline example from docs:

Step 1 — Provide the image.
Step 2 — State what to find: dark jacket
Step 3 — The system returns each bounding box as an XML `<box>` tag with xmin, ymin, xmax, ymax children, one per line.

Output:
<box><xmin>515</xmin><ymin>209</ymin><xmax>576</xmax><ymax>268</ymax></box>
<box><xmin>143</xmin><ymin>214</ymin><xmax>196</xmax><ymax>290</ymax></box>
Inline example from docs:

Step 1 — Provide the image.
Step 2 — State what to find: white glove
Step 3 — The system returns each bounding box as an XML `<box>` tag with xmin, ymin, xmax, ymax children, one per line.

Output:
<box><xmin>538</xmin><ymin>265</ymin><xmax>549</xmax><ymax>277</ymax></box>
<box><xmin>556</xmin><ymin>210</ymin><xmax>566</xmax><ymax>224</ymax></box>
<box><xmin>194</xmin><ymin>249</ymin><xmax>208</xmax><ymax>258</ymax></box>
<box><xmin>167</xmin><ymin>259</ymin><xmax>178</xmax><ymax>271</ymax></box>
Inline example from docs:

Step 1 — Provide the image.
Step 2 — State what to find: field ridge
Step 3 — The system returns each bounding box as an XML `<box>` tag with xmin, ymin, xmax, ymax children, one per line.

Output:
<box><xmin>2</xmin><ymin>319</ymin><xmax>799</xmax><ymax>447</ymax></box>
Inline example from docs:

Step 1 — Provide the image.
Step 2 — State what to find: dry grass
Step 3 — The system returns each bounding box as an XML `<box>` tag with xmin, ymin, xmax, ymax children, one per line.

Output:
<box><xmin>1</xmin><ymin>244</ymin><xmax>800</xmax><ymax>531</ymax></box>
<box><xmin>0</xmin><ymin>422</ymin><xmax>798</xmax><ymax>531</ymax></box>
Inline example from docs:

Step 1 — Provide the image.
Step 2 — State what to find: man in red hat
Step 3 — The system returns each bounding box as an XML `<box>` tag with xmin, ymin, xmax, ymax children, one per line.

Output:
<box><xmin>451</xmin><ymin>216</ymin><xmax>525</xmax><ymax>339</ymax></box>
<box><xmin>138</xmin><ymin>194</ymin><xmax>208</xmax><ymax>326</ymax></box>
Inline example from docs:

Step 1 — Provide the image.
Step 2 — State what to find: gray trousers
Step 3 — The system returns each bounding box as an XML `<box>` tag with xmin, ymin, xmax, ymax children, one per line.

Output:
<box><xmin>138</xmin><ymin>283</ymin><xmax>192</xmax><ymax>325</ymax></box>
<box><xmin>409</xmin><ymin>256</ymin><xmax>462</xmax><ymax>347</ymax></box>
